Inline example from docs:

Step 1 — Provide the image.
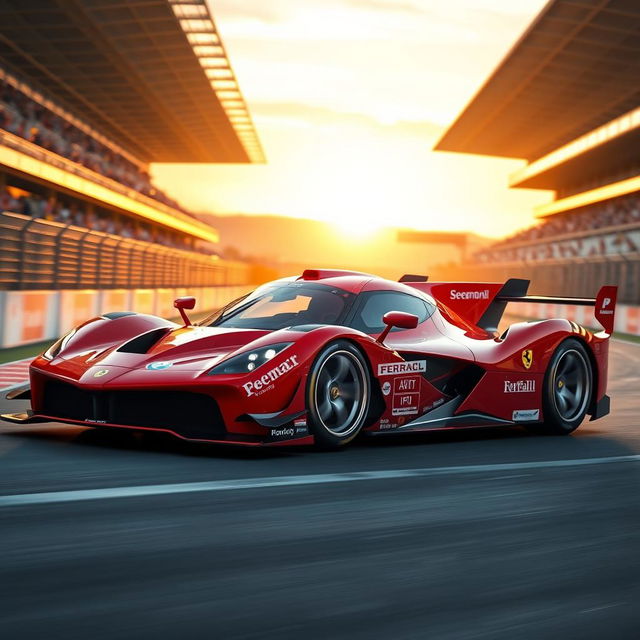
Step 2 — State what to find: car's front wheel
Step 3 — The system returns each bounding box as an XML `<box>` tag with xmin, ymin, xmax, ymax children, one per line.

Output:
<box><xmin>306</xmin><ymin>341</ymin><xmax>370</xmax><ymax>449</ymax></box>
<box><xmin>540</xmin><ymin>338</ymin><xmax>593</xmax><ymax>435</ymax></box>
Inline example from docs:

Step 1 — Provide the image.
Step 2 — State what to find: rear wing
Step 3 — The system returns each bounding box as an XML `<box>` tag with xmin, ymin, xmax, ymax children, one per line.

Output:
<box><xmin>406</xmin><ymin>277</ymin><xmax>618</xmax><ymax>335</ymax></box>
<box><xmin>498</xmin><ymin>285</ymin><xmax>618</xmax><ymax>335</ymax></box>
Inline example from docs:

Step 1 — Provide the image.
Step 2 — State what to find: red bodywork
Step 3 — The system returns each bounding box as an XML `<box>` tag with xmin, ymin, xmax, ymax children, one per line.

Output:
<box><xmin>3</xmin><ymin>270</ymin><xmax>615</xmax><ymax>446</ymax></box>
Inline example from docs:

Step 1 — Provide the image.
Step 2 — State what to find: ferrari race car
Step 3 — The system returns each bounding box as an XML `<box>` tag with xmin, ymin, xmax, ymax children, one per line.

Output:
<box><xmin>3</xmin><ymin>270</ymin><xmax>617</xmax><ymax>449</ymax></box>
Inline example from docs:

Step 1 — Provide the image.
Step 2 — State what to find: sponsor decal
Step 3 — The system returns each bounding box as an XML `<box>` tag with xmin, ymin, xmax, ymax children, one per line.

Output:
<box><xmin>269</xmin><ymin>427</ymin><xmax>295</xmax><ymax>439</ymax></box>
<box><xmin>422</xmin><ymin>397</ymin><xmax>445</xmax><ymax>413</ymax></box>
<box><xmin>93</xmin><ymin>369</ymin><xmax>109</xmax><ymax>378</ymax></box>
<box><xmin>513</xmin><ymin>409</ymin><xmax>540</xmax><ymax>422</ymax></box>
<box><xmin>379</xmin><ymin>418</ymin><xmax>398</xmax><ymax>431</ymax></box>
<box><xmin>392</xmin><ymin>393</ymin><xmax>420</xmax><ymax>416</ymax></box>
<box><xmin>450</xmin><ymin>289</ymin><xmax>490</xmax><ymax>301</ymax></box>
<box><xmin>146</xmin><ymin>361</ymin><xmax>173</xmax><ymax>370</ymax></box>
<box><xmin>243</xmin><ymin>355</ymin><xmax>299</xmax><ymax>397</ymax></box>
<box><xmin>504</xmin><ymin>379</ymin><xmax>536</xmax><ymax>393</ymax></box>
<box><xmin>521</xmin><ymin>349</ymin><xmax>533</xmax><ymax>370</ymax></box>
<box><xmin>600</xmin><ymin>297</ymin><xmax>613</xmax><ymax>315</ymax></box>
<box><xmin>381</xmin><ymin>381</ymin><xmax>391</xmax><ymax>396</ymax></box>
<box><xmin>84</xmin><ymin>419</ymin><xmax>106</xmax><ymax>424</ymax></box>
<box><xmin>393</xmin><ymin>376</ymin><xmax>419</xmax><ymax>393</ymax></box>
<box><xmin>293</xmin><ymin>418</ymin><xmax>308</xmax><ymax>435</ymax></box>
<box><xmin>378</xmin><ymin>361</ymin><xmax>426</xmax><ymax>376</ymax></box>
<box><xmin>388</xmin><ymin>375</ymin><xmax>422</xmax><ymax>416</ymax></box>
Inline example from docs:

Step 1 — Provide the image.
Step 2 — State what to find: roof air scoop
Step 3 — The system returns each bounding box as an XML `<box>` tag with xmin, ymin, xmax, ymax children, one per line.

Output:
<box><xmin>299</xmin><ymin>269</ymin><xmax>373</xmax><ymax>281</ymax></box>
<box><xmin>399</xmin><ymin>274</ymin><xmax>429</xmax><ymax>283</ymax></box>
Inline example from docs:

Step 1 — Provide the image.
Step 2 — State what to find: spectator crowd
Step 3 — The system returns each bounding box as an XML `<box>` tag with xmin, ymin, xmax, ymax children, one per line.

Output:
<box><xmin>476</xmin><ymin>194</ymin><xmax>640</xmax><ymax>264</ymax></box>
<box><xmin>0</xmin><ymin>76</ymin><xmax>188</xmax><ymax>214</ymax></box>
<box><xmin>0</xmin><ymin>185</ymin><xmax>195</xmax><ymax>251</ymax></box>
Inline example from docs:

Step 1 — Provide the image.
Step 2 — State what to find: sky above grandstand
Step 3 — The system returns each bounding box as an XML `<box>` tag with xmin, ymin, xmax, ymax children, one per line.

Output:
<box><xmin>152</xmin><ymin>0</ymin><xmax>551</xmax><ymax>239</ymax></box>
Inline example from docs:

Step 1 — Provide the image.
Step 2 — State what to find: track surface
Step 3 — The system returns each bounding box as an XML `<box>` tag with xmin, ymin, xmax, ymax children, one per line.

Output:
<box><xmin>0</xmin><ymin>340</ymin><xmax>638</xmax><ymax>639</ymax></box>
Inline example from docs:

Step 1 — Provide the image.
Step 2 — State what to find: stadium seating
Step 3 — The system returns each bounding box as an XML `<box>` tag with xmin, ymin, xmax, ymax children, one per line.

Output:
<box><xmin>0</xmin><ymin>77</ymin><xmax>186</xmax><ymax>214</ymax></box>
<box><xmin>442</xmin><ymin>194</ymin><xmax>640</xmax><ymax>305</ymax></box>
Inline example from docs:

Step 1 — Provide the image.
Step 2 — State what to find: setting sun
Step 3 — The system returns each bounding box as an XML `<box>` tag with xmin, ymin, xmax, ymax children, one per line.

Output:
<box><xmin>332</xmin><ymin>217</ymin><xmax>379</xmax><ymax>239</ymax></box>
<box><xmin>152</xmin><ymin>0</ymin><xmax>552</xmax><ymax>240</ymax></box>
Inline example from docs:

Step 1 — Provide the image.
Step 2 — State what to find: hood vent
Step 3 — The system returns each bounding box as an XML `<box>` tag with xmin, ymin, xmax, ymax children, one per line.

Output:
<box><xmin>117</xmin><ymin>327</ymin><xmax>171</xmax><ymax>354</ymax></box>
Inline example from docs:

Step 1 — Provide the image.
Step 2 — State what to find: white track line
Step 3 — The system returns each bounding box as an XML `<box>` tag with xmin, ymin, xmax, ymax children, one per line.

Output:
<box><xmin>0</xmin><ymin>358</ymin><xmax>31</xmax><ymax>367</ymax></box>
<box><xmin>0</xmin><ymin>381</ymin><xmax>29</xmax><ymax>393</ymax></box>
<box><xmin>612</xmin><ymin>337</ymin><xmax>640</xmax><ymax>347</ymax></box>
<box><xmin>1</xmin><ymin>454</ymin><xmax>639</xmax><ymax>508</ymax></box>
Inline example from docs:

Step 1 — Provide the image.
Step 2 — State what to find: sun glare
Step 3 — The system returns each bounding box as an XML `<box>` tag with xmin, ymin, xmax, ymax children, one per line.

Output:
<box><xmin>332</xmin><ymin>217</ymin><xmax>379</xmax><ymax>239</ymax></box>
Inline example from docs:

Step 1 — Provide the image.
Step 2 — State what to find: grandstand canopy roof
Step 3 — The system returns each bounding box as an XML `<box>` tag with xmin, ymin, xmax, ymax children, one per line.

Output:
<box><xmin>435</xmin><ymin>0</ymin><xmax>640</xmax><ymax>161</ymax></box>
<box><xmin>0</xmin><ymin>0</ymin><xmax>263</xmax><ymax>164</ymax></box>
<box><xmin>510</xmin><ymin>124</ymin><xmax>640</xmax><ymax>190</ymax></box>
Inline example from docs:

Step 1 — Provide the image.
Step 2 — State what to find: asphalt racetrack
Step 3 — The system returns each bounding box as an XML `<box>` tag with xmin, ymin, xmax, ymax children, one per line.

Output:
<box><xmin>0</xmin><ymin>340</ymin><xmax>638</xmax><ymax>639</ymax></box>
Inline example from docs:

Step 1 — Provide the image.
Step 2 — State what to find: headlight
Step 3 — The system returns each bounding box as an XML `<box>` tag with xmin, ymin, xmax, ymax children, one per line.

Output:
<box><xmin>209</xmin><ymin>342</ymin><xmax>292</xmax><ymax>375</ymax></box>
<box><xmin>42</xmin><ymin>329</ymin><xmax>76</xmax><ymax>361</ymax></box>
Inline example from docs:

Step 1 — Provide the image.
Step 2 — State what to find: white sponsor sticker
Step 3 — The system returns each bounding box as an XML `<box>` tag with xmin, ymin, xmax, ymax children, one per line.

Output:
<box><xmin>381</xmin><ymin>381</ymin><xmax>391</xmax><ymax>396</ymax></box>
<box><xmin>504</xmin><ymin>380</ymin><xmax>536</xmax><ymax>393</ymax></box>
<box><xmin>450</xmin><ymin>289</ymin><xmax>490</xmax><ymax>300</ymax></box>
<box><xmin>378</xmin><ymin>361</ymin><xmax>426</xmax><ymax>376</ymax></box>
<box><xmin>269</xmin><ymin>427</ymin><xmax>295</xmax><ymax>439</ymax></box>
<box><xmin>243</xmin><ymin>355</ymin><xmax>299</xmax><ymax>397</ymax></box>
<box><xmin>513</xmin><ymin>409</ymin><xmax>540</xmax><ymax>422</ymax></box>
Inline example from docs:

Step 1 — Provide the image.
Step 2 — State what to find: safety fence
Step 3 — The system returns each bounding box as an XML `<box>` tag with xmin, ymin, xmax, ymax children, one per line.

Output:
<box><xmin>0</xmin><ymin>211</ymin><xmax>249</xmax><ymax>290</ymax></box>
<box><xmin>0</xmin><ymin>285</ymin><xmax>253</xmax><ymax>348</ymax></box>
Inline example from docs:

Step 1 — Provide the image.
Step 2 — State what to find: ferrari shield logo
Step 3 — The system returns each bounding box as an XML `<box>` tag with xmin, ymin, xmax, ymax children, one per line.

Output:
<box><xmin>521</xmin><ymin>350</ymin><xmax>533</xmax><ymax>370</ymax></box>
<box><xmin>93</xmin><ymin>369</ymin><xmax>109</xmax><ymax>378</ymax></box>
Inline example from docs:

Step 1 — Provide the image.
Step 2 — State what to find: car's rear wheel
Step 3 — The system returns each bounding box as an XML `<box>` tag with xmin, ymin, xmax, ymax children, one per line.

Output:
<box><xmin>540</xmin><ymin>338</ymin><xmax>592</xmax><ymax>435</ymax></box>
<box><xmin>306</xmin><ymin>341</ymin><xmax>370</xmax><ymax>449</ymax></box>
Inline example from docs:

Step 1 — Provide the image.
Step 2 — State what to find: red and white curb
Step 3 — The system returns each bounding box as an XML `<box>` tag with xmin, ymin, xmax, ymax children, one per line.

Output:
<box><xmin>0</xmin><ymin>358</ymin><xmax>31</xmax><ymax>392</ymax></box>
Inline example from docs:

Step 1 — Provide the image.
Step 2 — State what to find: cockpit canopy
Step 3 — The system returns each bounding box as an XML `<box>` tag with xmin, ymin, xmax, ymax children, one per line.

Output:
<box><xmin>200</xmin><ymin>281</ymin><xmax>435</xmax><ymax>335</ymax></box>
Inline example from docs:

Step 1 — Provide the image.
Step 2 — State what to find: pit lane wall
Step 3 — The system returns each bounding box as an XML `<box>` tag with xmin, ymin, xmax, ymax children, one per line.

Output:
<box><xmin>504</xmin><ymin>302</ymin><xmax>640</xmax><ymax>336</ymax></box>
<box><xmin>0</xmin><ymin>286</ymin><xmax>252</xmax><ymax>348</ymax></box>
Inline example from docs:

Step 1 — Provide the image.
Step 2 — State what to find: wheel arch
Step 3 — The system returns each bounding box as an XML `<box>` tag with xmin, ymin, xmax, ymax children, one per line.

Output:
<box><xmin>572</xmin><ymin>335</ymin><xmax>599</xmax><ymax>415</ymax></box>
<box><xmin>338</xmin><ymin>337</ymin><xmax>386</xmax><ymax>428</ymax></box>
<box><xmin>304</xmin><ymin>335</ymin><xmax>385</xmax><ymax>433</ymax></box>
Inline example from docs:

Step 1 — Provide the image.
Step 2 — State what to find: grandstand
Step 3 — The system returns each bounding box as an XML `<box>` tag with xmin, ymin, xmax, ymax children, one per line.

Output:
<box><xmin>0</xmin><ymin>0</ymin><xmax>261</xmax><ymax>346</ymax></box>
<box><xmin>435</xmin><ymin>0</ymin><xmax>640</xmax><ymax>307</ymax></box>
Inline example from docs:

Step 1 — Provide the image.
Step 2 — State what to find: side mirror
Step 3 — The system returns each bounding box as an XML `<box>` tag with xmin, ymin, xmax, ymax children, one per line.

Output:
<box><xmin>377</xmin><ymin>311</ymin><xmax>419</xmax><ymax>344</ymax></box>
<box><xmin>174</xmin><ymin>296</ymin><xmax>196</xmax><ymax>326</ymax></box>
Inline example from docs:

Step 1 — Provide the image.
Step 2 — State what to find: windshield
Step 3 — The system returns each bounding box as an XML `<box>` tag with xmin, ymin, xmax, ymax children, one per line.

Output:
<box><xmin>205</xmin><ymin>283</ymin><xmax>355</xmax><ymax>331</ymax></box>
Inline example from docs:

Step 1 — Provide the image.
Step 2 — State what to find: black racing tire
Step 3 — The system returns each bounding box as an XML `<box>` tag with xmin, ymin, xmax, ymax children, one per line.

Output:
<box><xmin>306</xmin><ymin>340</ymin><xmax>371</xmax><ymax>450</ymax></box>
<box><xmin>539</xmin><ymin>338</ymin><xmax>593</xmax><ymax>435</ymax></box>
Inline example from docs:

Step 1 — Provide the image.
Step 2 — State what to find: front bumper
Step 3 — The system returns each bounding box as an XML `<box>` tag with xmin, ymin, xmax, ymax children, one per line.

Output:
<box><xmin>3</xmin><ymin>375</ymin><xmax>313</xmax><ymax>447</ymax></box>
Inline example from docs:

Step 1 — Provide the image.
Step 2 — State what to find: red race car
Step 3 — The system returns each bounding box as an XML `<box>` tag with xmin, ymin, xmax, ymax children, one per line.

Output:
<box><xmin>3</xmin><ymin>270</ymin><xmax>616</xmax><ymax>449</ymax></box>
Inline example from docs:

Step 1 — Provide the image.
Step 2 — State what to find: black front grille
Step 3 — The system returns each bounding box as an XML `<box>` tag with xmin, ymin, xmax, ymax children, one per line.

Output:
<box><xmin>41</xmin><ymin>380</ymin><xmax>226</xmax><ymax>439</ymax></box>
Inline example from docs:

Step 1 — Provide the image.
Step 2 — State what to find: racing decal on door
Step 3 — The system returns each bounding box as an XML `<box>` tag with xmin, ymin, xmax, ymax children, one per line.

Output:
<box><xmin>391</xmin><ymin>375</ymin><xmax>421</xmax><ymax>416</ymax></box>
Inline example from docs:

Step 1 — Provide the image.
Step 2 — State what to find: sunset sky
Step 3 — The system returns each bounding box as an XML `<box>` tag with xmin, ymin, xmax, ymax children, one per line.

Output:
<box><xmin>152</xmin><ymin>0</ymin><xmax>553</xmax><ymax>239</ymax></box>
